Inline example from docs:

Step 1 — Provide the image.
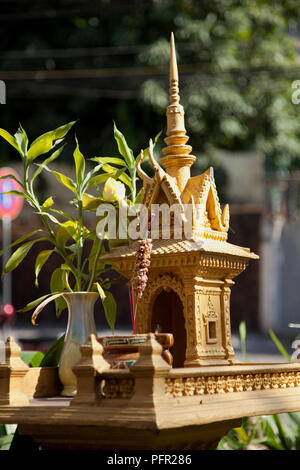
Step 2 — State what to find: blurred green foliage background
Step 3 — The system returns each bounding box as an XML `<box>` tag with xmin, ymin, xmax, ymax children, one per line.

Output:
<box><xmin>1</xmin><ymin>0</ymin><xmax>300</xmax><ymax>188</ymax></box>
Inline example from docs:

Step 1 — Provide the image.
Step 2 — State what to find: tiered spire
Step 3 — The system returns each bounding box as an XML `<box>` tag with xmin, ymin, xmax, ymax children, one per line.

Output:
<box><xmin>160</xmin><ymin>33</ymin><xmax>196</xmax><ymax>193</ymax></box>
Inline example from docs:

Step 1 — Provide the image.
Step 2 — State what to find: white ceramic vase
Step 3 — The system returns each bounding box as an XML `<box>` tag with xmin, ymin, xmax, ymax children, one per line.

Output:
<box><xmin>58</xmin><ymin>292</ymin><xmax>98</xmax><ymax>397</ymax></box>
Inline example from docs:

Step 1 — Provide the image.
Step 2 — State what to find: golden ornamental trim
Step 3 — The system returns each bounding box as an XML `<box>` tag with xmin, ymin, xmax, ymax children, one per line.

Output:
<box><xmin>142</xmin><ymin>272</ymin><xmax>186</xmax><ymax>304</ymax></box>
<box><xmin>165</xmin><ymin>372</ymin><xmax>300</xmax><ymax>397</ymax></box>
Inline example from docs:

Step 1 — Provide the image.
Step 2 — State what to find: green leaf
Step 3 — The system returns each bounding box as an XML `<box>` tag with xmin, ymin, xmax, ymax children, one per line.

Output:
<box><xmin>57</xmin><ymin>220</ymin><xmax>79</xmax><ymax>244</ymax></box>
<box><xmin>220</xmin><ymin>432</ymin><xmax>242</xmax><ymax>450</ymax></box>
<box><xmin>137</xmin><ymin>130</ymin><xmax>162</xmax><ymax>162</ymax></box>
<box><xmin>259</xmin><ymin>418</ymin><xmax>277</xmax><ymax>441</ymax></box>
<box><xmin>50</xmin><ymin>267</ymin><xmax>71</xmax><ymax>292</ymax></box>
<box><xmin>39</xmin><ymin>334</ymin><xmax>65</xmax><ymax>367</ymax></box>
<box><xmin>20</xmin><ymin>350</ymin><xmax>44</xmax><ymax>367</ymax></box>
<box><xmin>296</xmin><ymin>424</ymin><xmax>300</xmax><ymax>449</ymax></box>
<box><xmin>113</xmin><ymin>121</ymin><xmax>135</xmax><ymax>169</ymax></box>
<box><xmin>87</xmin><ymin>167</ymin><xmax>126</xmax><ymax>188</ymax></box>
<box><xmin>284</xmin><ymin>413</ymin><xmax>300</xmax><ymax>433</ymax></box>
<box><xmin>60</xmin><ymin>263</ymin><xmax>79</xmax><ymax>287</ymax></box>
<box><xmin>18</xmin><ymin>293</ymin><xmax>57</xmax><ymax>313</ymax></box>
<box><xmin>50</xmin><ymin>268</ymin><xmax>69</xmax><ymax>317</ymax></box>
<box><xmin>51</xmin><ymin>208</ymin><xmax>76</xmax><ymax>221</ymax></box>
<box><xmin>88</xmin><ymin>239</ymin><xmax>104</xmax><ymax>273</ymax></box>
<box><xmin>4</xmin><ymin>424</ymin><xmax>17</xmax><ymax>435</ymax></box>
<box><xmin>38</xmin><ymin>211</ymin><xmax>61</xmax><ymax>224</ymax></box>
<box><xmin>272</xmin><ymin>414</ymin><xmax>292</xmax><ymax>449</ymax></box>
<box><xmin>287</xmin><ymin>412</ymin><xmax>300</xmax><ymax>426</ymax></box>
<box><xmin>1</xmin><ymin>189</ymin><xmax>29</xmax><ymax>200</ymax></box>
<box><xmin>86</xmin><ymin>172</ymin><xmax>114</xmax><ymax>188</ymax></box>
<box><xmin>49</xmin><ymin>121</ymin><xmax>76</xmax><ymax>140</ymax></box>
<box><xmin>41</xmin><ymin>196</ymin><xmax>54</xmax><ymax>212</ymax></box>
<box><xmin>91</xmin><ymin>156</ymin><xmax>125</xmax><ymax>166</ymax></box>
<box><xmin>100</xmin><ymin>277</ymin><xmax>111</xmax><ymax>290</ymax></box>
<box><xmin>81</xmin><ymin>163</ymin><xmax>103</xmax><ymax>190</ymax></box>
<box><xmin>19</xmin><ymin>124</ymin><xmax>29</xmax><ymax>154</ymax></box>
<box><xmin>261</xmin><ymin>438</ymin><xmax>285</xmax><ymax>451</ymax></box>
<box><xmin>0</xmin><ymin>434</ymin><xmax>14</xmax><ymax>450</ymax></box>
<box><xmin>27</xmin><ymin>136</ymin><xmax>55</xmax><ymax>163</ymax></box>
<box><xmin>153</xmin><ymin>129</ymin><xmax>162</xmax><ymax>145</ymax></box>
<box><xmin>0</xmin><ymin>424</ymin><xmax>8</xmax><ymax>436</ymax></box>
<box><xmin>96</xmin><ymin>282</ymin><xmax>106</xmax><ymax>300</ymax></box>
<box><xmin>239</xmin><ymin>320</ymin><xmax>248</xmax><ymax>363</ymax></box>
<box><xmin>14</xmin><ymin>126</ymin><xmax>28</xmax><ymax>157</ymax></box>
<box><xmin>101</xmin><ymin>163</ymin><xmax>133</xmax><ymax>190</ymax></box>
<box><xmin>56</xmin><ymin>224</ymin><xmax>73</xmax><ymax>252</ymax></box>
<box><xmin>82</xmin><ymin>193</ymin><xmax>103</xmax><ymax>211</ymax></box>
<box><xmin>32</xmin><ymin>143</ymin><xmax>66</xmax><ymax>184</ymax></box>
<box><xmin>66</xmin><ymin>243</ymin><xmax>78</xmax><ymax>255</ymax></box>
<box><xmin>0</xmin><ymin>128</ymin><xmax>20</xmax><ymax>153</ymax></box>
<box><xmin>232</xmin><ymin>426</ymin><xmax>249</xmax><ymax>445</ymax></box>
<box><xmin>101</xmin><ymin>163</ymin><xmax>119</xmax><ymax>173</ymax></box>
<box><xmin>49</xmin><ymin>170</ymin><xmax>77</xmax><ymax>194</ymax></box>
<box><xmin>27</xmin><ymin>121</ymin><xmax>75</xmax><ymax>162</ymax></box>
<box><xmin>118</xmin><ymin>172</ymin><xmax>133</xmax><ymax>190</ymax></box>
<box><xmin>99</xmin><ymin>286</ymin><xmax>117</xmax><ymax>333</ymax></box>
<box><xmin>31</xmin><ymin>292</ymin><xmax>64</xmax><ymax>325</ymax></box>
<box><xmin>0</xmin><ymin>173</ymin><xmax>23</xmax><ymax>187</ymax></box>
<box><xmin>56</xmin><ymin>220</ymin><xmax>90</xmax><ymax>253</ymax></box>
<box><xmin>3</xmin><ymin>238</ymin><xmax>47</xmax><ymax>274</ymax></box>
<box><xmin>134</xmin><ymin>188</ymin><xmax>143</xmax><ymax>204</ymax></box>
<box><xmin>0</xmin><ymin>229</ymin><xmax>44</xmax><ymax>257</ymax></box>
<box><xmin>73</xmin><ymin>137</ymin><xmax>85</xmax><ymax>188</ymax></box>
<box><xmin>34</xmin><ymin>249</ymin><xmax>53</xmax><ymax>287</ymax></box>
<box><xmin>269</xmin><ymin>329</ymin><xmax>291</xmax><ymax>362</ymax></box>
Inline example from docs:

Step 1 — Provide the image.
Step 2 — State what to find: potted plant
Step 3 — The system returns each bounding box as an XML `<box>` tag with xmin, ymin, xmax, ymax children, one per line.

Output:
<box><xmin>0</xmin><ymin>121</ymin><xmax>144</xmax><ymax>396</ymax></box>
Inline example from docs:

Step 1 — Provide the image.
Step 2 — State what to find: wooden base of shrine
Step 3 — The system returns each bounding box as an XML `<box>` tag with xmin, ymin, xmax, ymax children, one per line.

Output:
<box><xmin>1</xmin><ymin>335</ymin><xmax>300</xmax><ymax>450</ymax></box>
<box><xmin>17</xmin><ymin>414</ymin><xmax>240</xmax><ymax>450</ymax></box>
<box><xmin>2</xmin><ymin>383</ymin><xmax>300</xmax><ymax>450</ymax></box>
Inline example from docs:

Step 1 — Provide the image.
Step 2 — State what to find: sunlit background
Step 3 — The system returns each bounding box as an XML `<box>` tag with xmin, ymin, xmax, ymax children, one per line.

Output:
<box><xmin>1</xmin><ymin>0</ymin><xmax>300</xmax><ymax>360</ymax></box>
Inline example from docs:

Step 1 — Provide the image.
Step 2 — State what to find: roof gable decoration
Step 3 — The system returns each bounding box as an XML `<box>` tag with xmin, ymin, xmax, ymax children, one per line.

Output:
<box><xmin>136</xmin><ymin>145</ymin><xmax>230</xmax><ymax>241</ymax></box>
<box><xmin>182</xmin><ymin>167</ymin><xmax>230</xmax><ymax>236</ymax></box>
<box><xmin>137</xmin><ymin>140</ymin><xmax>183</xmax><ymax>208</ymax></box>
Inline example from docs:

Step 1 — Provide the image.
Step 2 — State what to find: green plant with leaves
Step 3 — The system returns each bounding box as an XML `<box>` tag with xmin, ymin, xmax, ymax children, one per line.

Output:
<box><xmin>91</xmin><ymin>122</ymin><xmax>161</xmax><ymax>205</ymax></box>
<box><xmin>0</xmin><ymin>121</ymin><xmax>146</xmax><ymax>332</ymax></box>
<box><xmin>239</xmin><ymin>320</ymin><xmax>248</xmax><ymax>363</ymax></box>
<box><xmin>218</xmin><ymin>413</ymin><xmax>300</xmax><ymax>450</ymax></box>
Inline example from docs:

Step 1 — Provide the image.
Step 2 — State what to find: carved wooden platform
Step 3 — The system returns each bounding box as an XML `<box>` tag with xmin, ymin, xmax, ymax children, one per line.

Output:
<box><xmin>1</xmin><ymin>335</ymin><xmax>300</xmax><ymax>450</ymax></box>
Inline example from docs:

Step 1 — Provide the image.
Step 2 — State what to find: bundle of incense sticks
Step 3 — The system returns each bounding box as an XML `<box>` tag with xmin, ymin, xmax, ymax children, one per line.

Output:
<box><xmin>130</xmin><ymin>238</ymin><xmax>152</xmax><ymax>334</ymax></box>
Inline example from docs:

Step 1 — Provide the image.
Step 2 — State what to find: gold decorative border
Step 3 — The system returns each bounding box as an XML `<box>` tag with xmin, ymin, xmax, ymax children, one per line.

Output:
<box><xmin>114</xmin><ymin>255</ymin><xmax>249</xmax><ymax>278</ymax></box>
<box><xmin>165</xmin><ymin>372</ymin><xmax>300</xmax><ymax>397</ymax></box>
<box><xmin>100</xmin><ymin>371</ymin><xmax>300</xmax><ymax>400</ymax></box>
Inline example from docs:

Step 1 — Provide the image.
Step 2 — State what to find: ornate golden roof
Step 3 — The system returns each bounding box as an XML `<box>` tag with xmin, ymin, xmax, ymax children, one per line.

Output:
<box><xmin>101</xmin><ymin>33</ymin><xmax>258</xmax><ymax>262</ymax></box>
<box><xmin>135</xmin><ymin>33</ymin><xmax>230</xmax><ymax>242</ymax></box>
<box><xmin>102</xmin><ymin>238</ymin><xmax>258</xmax><ymax>260</ymax></box>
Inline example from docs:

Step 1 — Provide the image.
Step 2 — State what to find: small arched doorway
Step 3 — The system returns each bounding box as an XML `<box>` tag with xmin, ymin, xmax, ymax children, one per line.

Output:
<box><xmin>151</xmin><ymin>289</ymin><xmax>186</xmax><ymax>367</ymax></box>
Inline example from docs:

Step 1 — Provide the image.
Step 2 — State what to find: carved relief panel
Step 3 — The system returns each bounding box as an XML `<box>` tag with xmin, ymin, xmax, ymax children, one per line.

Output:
<box><xmin>203</xmin><ymin>296</ymin><xmax>218</xmax><ymax>345</ymax></box>
<box><xmin>195</xmin><ymin>288</ymin><xmax>226</xmax><ymax>362</ymax></box>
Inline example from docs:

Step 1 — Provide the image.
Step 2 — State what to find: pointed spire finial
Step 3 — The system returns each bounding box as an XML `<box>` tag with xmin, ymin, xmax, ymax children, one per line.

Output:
<box><xmin>160</xmin><ymin>32</ymin><xmax>196</xmax><ymax>192</ymax></box>
<box><xmin>169</xmin><ymin>32</ymin><xmax>179</xmax><ymax>105</ymax></box>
